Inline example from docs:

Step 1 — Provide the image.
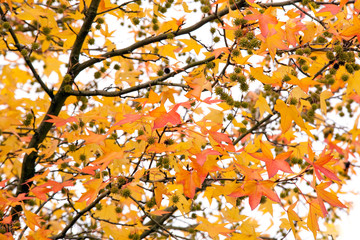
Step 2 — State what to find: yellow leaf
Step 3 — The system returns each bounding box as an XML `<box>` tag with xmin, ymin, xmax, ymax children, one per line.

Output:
<box><xmin>195</xmin><ymin>216</ymin><xmax>234</xmax><ymax>238</ymax></box>
<box><xmin>204</xmin><ymin>108</ymin><xmax>224</xmax><ymax>124</ymax></box>
<box><xmin>251</xmin><ymin>67</ymin><xmax>281</xmax><ymax>86</ymax></box>
<box><xmin>254</xmin><ymin>94</ymin><xmax>273</xmax><ymax>117</ymax></box>
<box><xmin>301</xmin><ymin>22</ymin><xmax>317</xmax><ymax>44</ymax></box>
<box><xmin>222</xmin><ymin>207</ymin><xmax>246</xmax><ymax>222</ymax></box>
<box><xmin>24</xmin><ymin>208</ymin><xmax>43</xmax><ymax>231</ymax></box>
<box><xmin>94</xmin><ymin>203</ymin><xmax>118</xmax><ymax>222</ymax></box>
<box><xmin>159</xmin><ymin>44</ymin><xmax>179</xmax><ymax>59</ymax></box>
<box><xmin>180</xmin><ymin>39</ymin><xmax>202</xmax><ymax>55</ymax></box>
<box><xmin>275</xmin><ymin>99</ymin><xmax>313</xmax><ymax>137</ymax></box>
<box><xmin>158</xmin><ymin>19</ymin><xmax>180</xmax><ymax>33</ymax></box>
<box><xmin>182</xmin><ymin>2</ymin><xmax>192</xmax><ymax>13</ymax></box>
<box><xmin>320</xmin><ymin>90</ymin><xmax>333</xmax><ymax>115</ymax></box>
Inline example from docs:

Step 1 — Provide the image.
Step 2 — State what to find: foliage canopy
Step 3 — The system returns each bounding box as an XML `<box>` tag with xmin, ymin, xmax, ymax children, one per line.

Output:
<box><xmin>0</xmin><ymin>0</ymin><xmax>359</xmax><ymax>239</ymax></box>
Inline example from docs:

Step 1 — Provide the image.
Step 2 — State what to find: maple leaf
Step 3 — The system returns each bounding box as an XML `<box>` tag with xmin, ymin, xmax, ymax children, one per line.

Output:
<box><xmin>176</xmin><ymin>168</ymin><xmax>201</xmax><ymax>199</ymax></box>
<box><xmin>314</xmin><ymin>181</ymin><xmax>347</xmax><ymax>217</ymax></box>
<box><xmin>192</xmin><ymin>148</ymin><xmax>221</xmax><ymax>166</ymax></box>
<box><xmin>191</xmin><ymin>156</ymin><xmax>221</xmax><ymax>184</ymax></box>
<box><xmin>212</xmin><ymin>47</ymin><xmax>230</xmax><ymax>58</ymax></box>
<box><xmin>229</xmin><ymin>180</ymin><xmax>280</xmax><ymax>210</ymax></box>
<box><xmin>45</xmin><ymin>114</ymin><xmax>78</xmax><ymax>127</ymax></box>
<box><xmin>134</xmin><ymin>90</ymin><xmax>161</xmax><ymax>104</ymax></box>
<box><xmin>154</xmin><ymin>182</ymin><xmax>167</xmax><ymax>207</ymax></box>
<box><xmin>153</xmin><ymin>107</ymin><xmax>181</xmax><ymax>129</ymax></box>
<box><xmin>304</xmin><ymin>147</ymin><xmax>340</xmax><ymax>181</ymax></box>
<box><xmin>249</xmin><ymin>141</ymin><xmax>293</xmax><ymax>178</ymax></box>
<box><xmin>91</xmin><ymin>151</ymin><xmax>124</xmax><ymax>171</ymax></box>
<box><xmin>202</xmin><ymin>97</ymin><xmax>223</xmax><ymax>104</ymax></box>
<box><xmin>287</xmin><ymin>202</ymin><xmax>301</xmax><ymax>235</ymax></box>
<box><xmin>307</xmin><ymin>199</ymin><xmax>322</xmax><ymax>238</ymax></box>
<box><xmin>113</xmin><ymin>113</ymin><xmax>142</xmax><ymax>126</ymax></box>
<box><xmin>341</xmin><ymin>15</ymin><xmax>360</xmax><ymax>41</ymax></box>
<box><xmin>254</xmin><ymin>94</ymin><xmax>273</xmax><ymax>117</ymax></box>
<box><xmin>180</xmin><ymin>39</ymin><xmax>203</xmax><ymax>55</ymax></box>
<box><xmin>24</xmin><ymin>208</ymin><xmax>44</xmax><ymax>231</ymax></box>
<box><xmin>149</xmin><ymin>209</ymin><xmax>171</xmax><ymax>216</ymax></box>
<box><xmin>320</xmin><ymin>90</ymin><xmax>333</xmax><ymax>115</ymax></box>
<box><xmin>7</xmin><ymin>193</ymin><xmax>33</xmax><ymax>206</ymax></box>
<box><xmin>235</xmin><ymin>163</ymin><xmax>263</xmax><ymax>181</ymax></box>
<box><xmin>285</xmin><ymin>18</ymin><xmax>306</xmax><ymax>46</ymax></box>
<box><xmin>251</xmin><ymin>67</ymin><xmax>282</xmax><ymax>86</ymax></box>
<box><xmin>83</xmin><ymin>128</ymin><xmax>111</xmax><ymax>145</ymax></box>
<box><xmin>30</xmin><ymin>185</ymin><xmax>52</xmax><ymax>201</ymax></box>
<box><xmin>195</xmin><ymin>216</ymin><xmax>235</xmax><ymax>238</ymax></box>
<box><xmin>275</xmin><ymin>99</ymin><xmax>313</xmax><ymax>137</ymax></box>
<box><xmin>77</xmin><ymin>178</ymin><xmax>108</xmax><ymax>205</ymax></box>
<box><xmin>159</xmin><ymin>44</ymin><xmax>180</xmax><ymax>59</ymax></box>
<box><xmin>244</xmin><ymin>7</ymin><xmax>278</xmax><ymax>37</ymax></box>
<box><xmin>318</xmin><ymin>4</ymin><xmax>341</xmax><ymax>15</ymax></box>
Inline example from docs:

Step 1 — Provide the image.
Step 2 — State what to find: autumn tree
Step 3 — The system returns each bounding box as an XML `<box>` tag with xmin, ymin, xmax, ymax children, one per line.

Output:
<box><xmin>1</xmin><ymin>0</ymin><xmax>359</xmax><ymax>239</ymax></box>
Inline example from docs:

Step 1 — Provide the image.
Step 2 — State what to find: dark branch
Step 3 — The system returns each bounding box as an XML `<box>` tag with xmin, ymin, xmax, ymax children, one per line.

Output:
<box><xmin>68</xmin><ymin>56</ymin><xmax>214</xmax><ymax>97</ymax></box>
<box><xmin>0</xmin><ymin>7</ymin><xmax>54</xmax><ymax>99</ymax></box>
<box><xmin>51</xmin><ymin>190</ymin><xmax>110</xmax><ymax>239</ymax></box>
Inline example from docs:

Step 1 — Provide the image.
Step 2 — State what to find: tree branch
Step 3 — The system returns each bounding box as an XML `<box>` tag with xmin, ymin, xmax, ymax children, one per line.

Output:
<box><xmin>69</xmin><ymin>0</ymin><xmax>101</xmax><ymax>71</ymax></box>
<box><xmin>68</xmin><ymin>56</ymin><xmax>214</xmax><ymax>97</ymax></box>
<box><xmin>51</xmin><ymin>190</ymin><xmax>110</xmax><ymax>240</ymax></box>
<box><xmin>0</xmin><ymin>6</ymin><xmax>54</xmax><ymax>99</ymax></box>
<box><xmin>233</xmin><ymin>114</ymin><xmax>274</xmax><ymax>145</ymax></box>
<box><xmin>11</xmin><ymin>0</ymin><xmax>101</xmax><ymax>223</ymax></box>
<box><xmin>71</xmin><ymin>0</ymin><xmax>248</xmax><ymax>76</ymax></box>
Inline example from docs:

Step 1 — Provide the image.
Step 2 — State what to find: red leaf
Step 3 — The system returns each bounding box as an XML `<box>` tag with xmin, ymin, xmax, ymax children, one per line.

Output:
<box><xmin>318</xmin><ymin>4</ymin><xmax>341</xmax><ymax>15</ymax></box>
<box><xmin>194</xmin><ymin>149</ymin><xmax>221</xmax><ymax>166</ymax></box>
<box><xmin>249</xmin><ymin>142</ymin><xmax>293</xmax><ymax>178</ymax></box>
<box><xmin>209</xmin><ymin>131</ymin><xmax>232</xmax><ymax>144</ymax></box>
<box><xmin>153</xmin><ymin>108</ymin><xmax>181</xmax><ymax>129</ymax></box>
<box><xmin>314</xmin><ymin>181</ymin><xmax>347</xmax><ymax>216</ymax></box>
<box><xmin>203</xmin><ymin>97</ymin><xmax>223</xmax><ymax>104</ymax></box>
<box><xmin>305</xmin><ymin>148</ymin><xmax>340</xmax><ymax>181</ymax></box>
<box><xmin>113</xmin><ymin>114</ymin><xmax>142</xmax><ymax>126</ymax></box>
<box><xmin>212</xmin><ymin>47</ymin><xmax>230</xmax><ymax>58</ymax></box>
<box><xmin>229</xmin><ymin>180</ymin><xmax>280</xmax><ymax>210</ymax></box>
<box><xmin>176</xmin><ymin>169</ymin><xmax>201</xmax><ymax>199</ymax></box>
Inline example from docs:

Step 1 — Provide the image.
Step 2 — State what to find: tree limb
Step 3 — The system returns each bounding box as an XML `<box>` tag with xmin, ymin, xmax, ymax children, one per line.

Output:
<box><xmin>68</xmin><ymin>56</ymin><xmax>215</xmax><ymax>97</ymax></box>
<box><xmin>0</xmin><ymin>6</ymin><xmax>54</xmax><ymax>99</ymax></box>
<box><xmin>11</xmin><ymin>0</ymin><xmax>101</xmax><ymax>222</ymax></box>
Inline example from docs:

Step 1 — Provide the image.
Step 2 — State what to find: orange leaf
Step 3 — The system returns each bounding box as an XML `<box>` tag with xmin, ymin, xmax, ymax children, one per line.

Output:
<box><xmin>150</xmin><ymin>209</ymin><xmax>171</xmax><ymax>216</ymax></box>
<box><xmin>194</xmin><ymin>149</ymin><xmax>221</xmax><ymax>166</ymax></box>
<box><xmin>153</xmin><ymin>108</ymin><xmax>181</xmax><ymax>129</ymax></box>
<box><xmin>304</xmin><ymin>148</ymin><xmax>340</xmax><ymax>181</ymax></box>
<box><xmin>45</xmin><ymin>114</ymin><xmax>77</xmax><ymax>127</ymax></box>
<box><xmin>24</xmin><ymin>208</ymin><xmax>44</xmax><ymax>231</ymax></box>
<box><xmin>307</xmin><ymin>200</ymin><xmax>321</xmax><ymax>238</ymax></box>
<box><xmin>315</xmin><ymin>182</ymin><xmax>347</xmax><ymax>214</ymax></box>
<box><xmin>113</xmin><ymin>114</ymin><xmax>142</xmax><ymax>126</ymax></box>
<box><xmin>249</xmin><ymin>141</ymin><xmax>293</xmax><ymax>178</ymax></box>
<box><xmin>244</xmin><ymin>7</ymin><xmax>278</xmax><ymax>37</ymax></box>
<box><xmin>176</xmin><ymin>168</ymin><xmax>201</xmax><ymax>199</ymax></box>
<box><xmin>195</xmin><ymin>216</ymin><xmax>235</xmax><ymax>238</ymax></box>
<box><xmin>235</xmin><ymin>164</ymin><xmax>263</xmax><ymax>181</ymax></box>
<box><xmin>83</xmin><ymin>128</ymin><xmax>110</xmax><ymax>145</ymax></box>
<box><xmin>229</xmin><ymin>180</ymin><xmax>280</xmax><ymax>210</ymax></box>
<box><xmin>212</xmin><ymin>47</ymin><xmax>230</xmax><ymax>58</ymax></box>
<box><xmin>203</xmin><ymin>97</ymin><xmax>223</xmax><ymax>104</ymax></box>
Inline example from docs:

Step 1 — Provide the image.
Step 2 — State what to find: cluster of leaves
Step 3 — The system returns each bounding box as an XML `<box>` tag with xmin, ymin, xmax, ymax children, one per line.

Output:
<box><xmin>0</xmin><ymin>0</ymin><xmax>360</xmax><ymax>239</ymax></box>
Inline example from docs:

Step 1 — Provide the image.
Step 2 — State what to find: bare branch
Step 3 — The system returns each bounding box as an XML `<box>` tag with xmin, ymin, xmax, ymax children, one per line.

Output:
<box><xmin>51</xmin><ymin>190</ymin><xmax>110</xmax><ymax>239</ymax></box>
<box><xmin>68</xmin><ymin>56</ymin><xmax>214</xmax><ymax>97</ymax></box>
